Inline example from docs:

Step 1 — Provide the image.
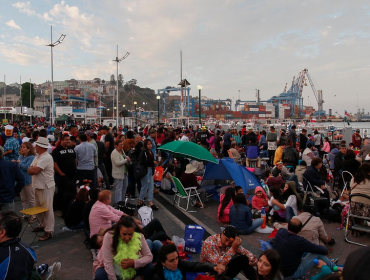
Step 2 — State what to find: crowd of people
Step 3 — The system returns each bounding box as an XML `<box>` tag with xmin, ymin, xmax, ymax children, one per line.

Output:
<box><xmin>1</xmin><ymin>120</ymin><xmax>370</xmax><ymax>280</ymax></box>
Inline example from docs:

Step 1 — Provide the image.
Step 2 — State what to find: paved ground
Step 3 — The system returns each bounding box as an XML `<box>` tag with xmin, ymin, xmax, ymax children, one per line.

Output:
<box><xmin>15</xmin><ymin>188</ymin><xmax>370</xmax><ymax>280</ymax></box>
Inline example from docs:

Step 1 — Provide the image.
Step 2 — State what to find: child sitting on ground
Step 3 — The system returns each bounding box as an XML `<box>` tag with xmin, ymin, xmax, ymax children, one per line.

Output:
<box><xmin>252</xmin><ymin>186</ymin><xmax>269</xmax><ymax>211</ymax></box>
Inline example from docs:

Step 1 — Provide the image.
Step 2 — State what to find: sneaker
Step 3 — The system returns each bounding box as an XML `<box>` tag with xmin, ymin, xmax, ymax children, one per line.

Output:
<box><xmin>130</xmin><ymin>195</ymin><xmax>138</xmax><ymax>199</ymax></box>
<box><xmin>45</xmin><ymin>262</ymin><xmax>61</xmax><ymax>280</ymax></box>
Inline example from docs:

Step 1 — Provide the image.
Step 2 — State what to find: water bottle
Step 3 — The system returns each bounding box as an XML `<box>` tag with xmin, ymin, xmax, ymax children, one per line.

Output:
<box><xmin>261</xmin><ymin>207</ymin><xmax>266</xmax><ymax>229</ymax></box>
<box><xmin>313</xmin><ymin>259</ymin><xmax>319</xmax><ymax>265</ymax></box>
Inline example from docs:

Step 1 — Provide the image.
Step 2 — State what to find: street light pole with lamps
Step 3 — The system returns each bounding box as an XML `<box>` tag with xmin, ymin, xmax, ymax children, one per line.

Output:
<box><xmin>46</xmin><ymin>25</ymin><xmax>66</xmax><ymax>124</ymax></box>
<box><xmin>197</xmin><ymin>85</ymin><xmax>202</xmax><ymax>126</ymax></box>
<box><xmin>112</xmin><ymin>45</ymin><xmax>130</xmax><ymax>129</ymax></box>
<box><xmin>122</xmin><ymin>104</ymin><xmax>126</xmax><ymax>126</ymax></box>
<box><xmin>156</xmin><ymin>95</ymin><xmax>160</xmax><ymax>124</ymax></box>
<box><xmin>134</xmin><ymin>101</ymin><xmax>137</xmax><ymax>128</ymax></box>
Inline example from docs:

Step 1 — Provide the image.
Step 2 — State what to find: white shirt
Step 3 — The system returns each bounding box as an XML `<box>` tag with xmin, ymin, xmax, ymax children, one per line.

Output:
<box><xmin>180</xmin><ymin>135</ymin><xmax>189</xmax><ymax>141</ymax></box>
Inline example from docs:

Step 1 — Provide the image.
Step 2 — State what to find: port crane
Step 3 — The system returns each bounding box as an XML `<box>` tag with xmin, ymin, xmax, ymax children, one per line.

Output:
<box><xmin>305</xmin><ymin>69</ymin><xmax>325</xmax><ymax>118</ymax></box>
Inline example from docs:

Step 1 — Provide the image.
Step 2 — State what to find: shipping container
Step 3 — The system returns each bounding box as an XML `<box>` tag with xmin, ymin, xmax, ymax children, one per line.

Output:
<box><xmin>250</xmin><ymin>108</ymin><xmax>259</xmax><ymax>111</ymax></box>
<box><xmin>246</xmin><ymin>102</ymin><xmax>257</xmax><ymax>105</ymax></box>
<box><xmin>216</xmin><ymin>114</ymin><xmax>220</xmax><ymax>118</ymax></box>
<box><xmin>260</xmin><ymin>107</ymin><xmax>266</xmax><ymax>111</ymax></box>
<box><xmin>233</xmin><ymin>111</ymin><xmax>242</xmax><ymax>117</ymax></box>
<box><xmin>249</xmin><ymin>105</ymin><xmax>259</xmax><ymax>108</ymax></box>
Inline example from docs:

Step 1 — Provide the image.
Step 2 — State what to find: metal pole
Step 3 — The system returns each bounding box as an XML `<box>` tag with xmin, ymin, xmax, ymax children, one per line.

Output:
<box><xmin>116</xmin><ymin>45</ymin><xmax>119</xmax><ymax>129</ymax></box>
<box><xmin>30</xmin><ymin>79</ymin><xmax>32</xmax><ymax>126</ymax></box>
<box><xmin>135</xmin><ymin>104</ymin><xmax>137</xmax><ymax>127</ymax></box>
<box><xmin>50</xmin><ymin>25</ymin><xmax>54</xmax><ymax>124</ymax></box>
<box><xmin>199</xmin><ymin>89</ymin><xmax>201</xmax><ymax>125</ymax></box>
<box><xmin>158</xmin><ymin>97</ymin><xmax>160</xmax><ymax>124</ymax></box>
<box><xmin>20</xmin><ymin>76</ymin><xmax>22</xmax><ymax>121</ymax></box>
<box><xmin>4</xmin><ymin>75</ymin><xmax>6</xmax><ymax>120</ymax></box>
<box><xmin>99</xmin><ymin>93</ymin><xmax>102</xmax><ymax>124</ymax></box>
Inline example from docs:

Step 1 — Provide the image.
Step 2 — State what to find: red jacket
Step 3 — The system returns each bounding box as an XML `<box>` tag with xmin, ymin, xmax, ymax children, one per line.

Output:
<box><xmin>217</xmin><ymin>194</ymin><xmax>234</xmax><ymax>223</ymax></box>
<box><xmin>252</xmin><ymin>186</ymin><xmax>268</xmax><ymax>210</ymax></box>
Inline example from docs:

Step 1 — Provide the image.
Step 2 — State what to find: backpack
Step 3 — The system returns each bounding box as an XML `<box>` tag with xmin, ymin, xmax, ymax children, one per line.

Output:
<box><xmin>184</xmin><ymin>225</ymin><xmax>205</xmax><ymax>254</ymax></box>
<box><xmin>138</xmin><ymin>206</ymin><xmax>153</xmax><ymax>226</ymax></box>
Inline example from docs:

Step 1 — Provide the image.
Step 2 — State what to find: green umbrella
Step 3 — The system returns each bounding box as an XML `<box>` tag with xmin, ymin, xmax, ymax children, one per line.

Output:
<box><xmin>158</xmin><ymin>141</ymin><xmax>218</xmax><ymax>164</ymax></box>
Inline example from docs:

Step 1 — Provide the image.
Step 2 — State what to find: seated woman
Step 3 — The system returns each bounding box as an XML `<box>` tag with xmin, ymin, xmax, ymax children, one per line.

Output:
<box><xmin>268</xmin><ymin>187</ymin><xmax>284</xmax><ymax>221</ymax></box>
<box><xmin>349</xmin><ymin>163</ymin><xmax>370</xmax><ymax>218</ymax></box>
<box><xmin>229</xmin><ymin>141</ymin><xmax>241</xmax><ymax>161</ymax></box>
<box><xmin>64</xmin><ymin>187</ymin><xmax>89</xmax><ymax>230</ymax></box>
<box><xmin>93</xmin><ymin>216</ymin><xmax>153</xmax><ymax>280</ymax></box>
<box><xmin>217</xmin><ymin>187</ymin><xmax>235</xmax><ymax>223</ymax></box>
<box><xmin>256</xmin><ymin>249</ymin><xmax>282</xmax><ymax>280</ymax></box>
<box><xmin>251</xmin><ymin>186</ymin><xmax>269</xmax><ymax>211</ymax></box>
<box><xmin>229</xmin><ymin>193</ymin><xmax>263</xmax><ymax>235</ymax></box>
<box><xmin>152</xmin><ymin>243</ymin><xmax>223</xmax><ymax>280</ymax></box>
<box><xmin>269</xmin><ymin>181</ymin><xmax>302</xmax><ymax>222</ymax></box>
<box><xmin>179</xmin><ymin>164</ymin><xmax>207</xmax><ymax>207</ymax></box>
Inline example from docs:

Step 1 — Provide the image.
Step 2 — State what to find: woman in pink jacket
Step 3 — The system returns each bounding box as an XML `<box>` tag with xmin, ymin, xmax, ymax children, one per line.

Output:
<box><xmin>217</xmin><ymin>187</ymin><xmax>235</xmax><ymax>223</ymax></box>
<box><xmin>206</xmin><ymin>131</ymin><xmax>215</xmax><ymax>149</ymax></box>
<box><xmin>93</xmin><ymin>216</ymin><xmax>153</xmax><ymax>280</ymax></box>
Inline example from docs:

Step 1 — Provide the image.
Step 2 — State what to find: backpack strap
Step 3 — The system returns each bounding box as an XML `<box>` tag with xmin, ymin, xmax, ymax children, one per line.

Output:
<box><xmin>302</xmin><ymin>215</ymin><xmax>314</xmax><ymax>228</ymax></box>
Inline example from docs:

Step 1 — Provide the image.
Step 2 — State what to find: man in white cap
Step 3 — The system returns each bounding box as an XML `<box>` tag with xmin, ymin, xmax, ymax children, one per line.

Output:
<box><xmin>3</xmin><ymin>125</ymin><xmax>20</xmax><ymax>161</ymax></box>
<box><xmin>179</xmin><ymin>163</ymin><xmax>207</xmax><ymax>207</ymax></box>
<box><xmin>27</xmin><ymin>137</ymin><xmax>55</xmax><ymax>241</ymax></box>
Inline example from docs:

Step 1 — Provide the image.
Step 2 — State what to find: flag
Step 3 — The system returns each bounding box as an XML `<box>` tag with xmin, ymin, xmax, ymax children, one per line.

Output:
<box><xmin>344</xmin><ymin>110</ymin><xmax>350</xmax><ymax>117</ymax></box>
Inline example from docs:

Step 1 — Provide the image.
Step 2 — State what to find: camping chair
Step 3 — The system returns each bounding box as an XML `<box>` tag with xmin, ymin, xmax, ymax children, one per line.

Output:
<box><xmin>344</xmin><ymin>193</ymin><xmax>370</xmax><ymax>246</ymax></box>
<box><xmin>302</xmin><ymin>176</ymin><xmax>329</xmax><ymax>216</ymax></box>
<box><xmin>171</xmin><ymin>176</ymin><xmax>204</xmax><ymax>211</ymax></box>
<box><xmin>341</xmin><ymin>171</ymin><xmax>354</xmax><ymax>197</ymax></box>
<box><xmin>227</xmin><ymin>150</ymin><xmax>242</xmax><ymax>164</ymax></box>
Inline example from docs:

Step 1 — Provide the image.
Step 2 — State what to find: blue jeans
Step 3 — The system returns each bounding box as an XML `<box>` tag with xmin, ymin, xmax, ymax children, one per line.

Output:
<box><xmin>239</xmin><ymin>218</ymin><xmax>264</xmax><ymax>235</ymax></box>
<box><xmin>67</xmin><ymin>221</ymin><xmax>84</xmax><ymax>230</ymax></box>
<box><xmin>94</xmin><ymin>263</ymin><xmax>154</xmax><ymax>280</ymax></box>
<box><xmin>287</xmin><ymin>174</ymin><xmax>299</xmax><ymax>189</ymax></box>
<box><xmin>114</xmin><ymin>176</ymin><xmax>128</xmax><ymax>203</ymax></box>
<box><xmin>285</xmin><ymin>206</ymin><xmax>295</xmax><ymax>222</ymax></box>
<box><xmin>140</xmin><ymin>168</ymin><xmax>154</xmax><ymax>202</ymax></box>
<box><xmin>146</xmin><ymin>239</ymin><xmax>162</xmax><ymax>263</ymax></box>
<box><xmin>287</xmin><ymin>253</ymin><xmax>335</xmax><ymax>279</ymax></box>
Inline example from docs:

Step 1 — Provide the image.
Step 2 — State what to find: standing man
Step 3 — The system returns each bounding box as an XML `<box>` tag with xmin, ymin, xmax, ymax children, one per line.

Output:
<box><xmin>180</xmin><ymin>130</ymin><xmax>190</xmax><ymax>141</ymax></box>
<box><xmin>267</xmin><ymin>126</ymin><xmax>278</xmax><ymax>166</ymax></box>
<box><xmin>222</xmin><ymin>129</ymin><xmax>233</xmax><ymax>157</ymax></box>
<box><xmin>93</xmin><ymin>133</ymin><xmax>110</xmax><ymax>189</ymax></box>
<box><xmin>352</xmin><ymin>129</ymin><xmax>362</xmax><ymax>149</ymax></box>
<box><xmin>86</xmin><ymin>130</ymin><xmax>99</xmax><ymax>188</ymax></box>
<box><xmin>74</xmin><ymin>134</ymin><xmax>97</xmax><ymax>188</ymax></box>
<box><xmin>0</xmin><ymin>148</ymin><xmax>24</xmax><ymax>210</ymax></box>
<box><xmin>28</xmin><ymin>137</ymin><xmax>55</xmax><ymax>241</ymax></box>
<box><xmin>3</xmin><ymin>125</ymin><xmax>20</xmax><ymax>161</ymax></box>
<box><xmin>52</xmin><ymin>134</ymin><xmax>77</xmax><ymax>217</ymax></box>
<box><xmin>147</xmin><ymin>128</ymin><xmax>157</xmax><ymax>160</ymax></box>
<box><xmin>288</xmin><ymin>125</ymin><xmax>298</xmax><ymax>147</ymax></box>
<box><xmin>103</xmin><ymin>126</ymin><xmax>115</xmax><ymax>186</ymax></box>
<box><xmin>299</xmin><ymin>129</ymin><xmax>308</xmax><ymax>152</ymax></box>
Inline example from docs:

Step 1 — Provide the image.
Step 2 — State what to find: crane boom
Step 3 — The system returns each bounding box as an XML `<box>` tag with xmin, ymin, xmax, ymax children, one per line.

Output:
<box><xmin>305</xmin><ymin>68</ymin><xmax>324</xmax><ymax>115</ymax></box>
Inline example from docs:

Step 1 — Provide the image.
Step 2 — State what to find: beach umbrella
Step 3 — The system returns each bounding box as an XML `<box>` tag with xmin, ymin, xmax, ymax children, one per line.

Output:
<box><xmin>158</xmin><ymin>141</ymin><xmax>218</xmax><ymax>164</ymax></box>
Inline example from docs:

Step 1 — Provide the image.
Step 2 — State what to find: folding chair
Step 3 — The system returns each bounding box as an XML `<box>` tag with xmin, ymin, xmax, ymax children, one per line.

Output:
<box><xmin>341</xmin><ymin>171</ymin><xmax>354</xmax><ymax>197</ymax></box>
<box><xmin>344</xmin><ymin>193</ymin><xmax>370</xmax><ymax>246</ymax></box>
<box><xmin>302</xmin><ymin>176</ymin><xmax>329</xmax><ymax>215</ymax></box>
<box><xmin>171</xmin><ymin>176</ymin><xmax>203</xmax><ymax>211</ymax></box>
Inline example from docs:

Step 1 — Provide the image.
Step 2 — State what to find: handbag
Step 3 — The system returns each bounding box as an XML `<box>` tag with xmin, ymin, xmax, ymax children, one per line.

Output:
<box><xmin>184</xmin><ymin>225</ymin><xmax>205</xmax><ymax>254</ymax></box>
<box><xmin>153</xmin><ymin>166</ymin><xmax>164</xmax><ymax>182</ymax></box>
<box><xmin>134</xmin><ymin>151</ymin><xmax>147</xmax><ymax>179</ymax></box>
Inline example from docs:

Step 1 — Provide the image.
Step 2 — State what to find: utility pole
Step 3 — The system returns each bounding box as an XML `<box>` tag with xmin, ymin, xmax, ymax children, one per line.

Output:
<box><xmin>112</xmin><ymin>45</ymin><xmax>129</xmax><ymax>128</ymax></box>
<box><xmin>4</xmin><ymin>75</ymin><xmax>6</xmax><ymax>120</ymax></box>
<box><xmin>20</xmin><ymin>76</ymin><xmax>22</xmax><ymax>120</ymax></box>
<box><xmin>30</xmin><ymin>79</ymin><xmax>32</xmax><ymax>126</ymax></box>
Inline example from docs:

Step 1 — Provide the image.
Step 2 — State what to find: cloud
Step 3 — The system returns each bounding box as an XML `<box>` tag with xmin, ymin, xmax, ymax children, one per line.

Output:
<box><xmin>12</xmin><ymin>1</ymin><xmax>52</xmax><ymax>21</ymax></box>
<box><xmin>6</xmin><ymin>20</ymin><xmax>21</xmax><ymax>30</ymax></box>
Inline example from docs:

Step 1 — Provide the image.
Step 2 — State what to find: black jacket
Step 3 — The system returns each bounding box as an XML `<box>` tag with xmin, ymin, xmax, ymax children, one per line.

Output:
<box><xmin>152</xmin><ymin>260</ymin><xmax>215</xmax><ymax>280</ymax></box>
<box><xmin>282</xmin><ymin>147</ymin><xmax>299</xmax><ymax>166</ymax></box>
<box><xmin>0</xmin><ymin>238</ymin><xmax>36</xmax><ymax>280</ymax></box>
<box><xmin>303</xmin><ymin>166</ymin><xmax>325</xmax><ymax>188</ymax></box>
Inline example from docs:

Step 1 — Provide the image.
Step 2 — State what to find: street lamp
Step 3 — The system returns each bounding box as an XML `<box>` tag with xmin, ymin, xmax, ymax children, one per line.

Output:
<box><xmin>134</xmin><ymin>101</ymin><xmax>137</xmax><ymax>127</ymax></box>
<box><xmin>46</xmin><ymin>25</ymin><xmax>66</xmax><ymax>124</ymax></box>
<box><xmin>156</xmin><ymin>95</ymin><xmax>160</xmax><ymax>124</ymax></box>
<box><xmin>197</xmin><ymin>85</ymin><xmax>202</xmax><ymax>126</ymax></box>
<box><xmin>112</xmin><ymin>45</ymin><xmax>130</xmax><ymax>128</ymax></box>
<box><xmin>122</xmin><ymin>104</ymin><xmax>126</xmax><ymax>126</ymax></box>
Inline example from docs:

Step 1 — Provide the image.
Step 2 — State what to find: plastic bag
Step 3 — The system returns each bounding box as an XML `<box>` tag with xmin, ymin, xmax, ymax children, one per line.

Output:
<box><xmin>254</xmin><ymin>226</ymin><xmax>274</xmax><ymax>234</ymax></box>
<box><xmin>172</xmin><ymin>236</ymin><xmax>185</xmax><ymax>247</ymax></box>
<box><xmin>258</xmin><ymin>239</ymin><xmax>273</xmax><ymax>251</ymax></box>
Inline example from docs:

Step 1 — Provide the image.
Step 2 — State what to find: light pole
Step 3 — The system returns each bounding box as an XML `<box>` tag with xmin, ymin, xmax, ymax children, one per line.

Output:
<box><xmin>30</xmin><ymin>79</ymin><xmax>32</xmax><ymax>126</ymax></box>
<box><xmin>122</xmin><ymin>104</ymin><xmax>126</xmax><ymax>126</ymax></box>
<box><xmin>112</xmin><ymin>45</ymin><xmax>130</xmax><ymax>128</ymax></box>
<box><xmin>134</xmin><ymin>101</ymin><xmax>137</xmax><ymax>127</ymax></box>
<box><xmin>156</xmin><ymin>95</ymin><xmax>160</xmax><ymax>124</ymax></box>
<box><xmin>197</xmin><ymin>85</ymin><xmax>202</xmax><ymax>126</ymax></box>
<box><xmin>46</xmin><ymin>25</ymin><xmax>66</xmax><ymax>124</ymax></box>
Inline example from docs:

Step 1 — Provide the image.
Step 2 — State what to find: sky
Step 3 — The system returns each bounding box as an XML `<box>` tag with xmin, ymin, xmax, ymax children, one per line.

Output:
<box><xmin>1</xmin><ymin>0</ymin><xmax>369</xmax><ymax>114</ymax></box>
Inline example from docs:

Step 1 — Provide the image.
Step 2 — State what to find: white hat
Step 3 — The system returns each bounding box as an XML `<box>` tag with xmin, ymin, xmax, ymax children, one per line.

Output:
<box><xmin>185</xmin><ymin>163</ymin><xmax>197</xmax><ymax>174</ymax></box>
<box><xmin>34</xmin><ymin>137</ymin><xmax>49</xmax><ymax>149</ymax></box>
<box><xmin>5</xmin><ymin>125</ymin><xmax>14</xmax><ymax>130</ymax></box>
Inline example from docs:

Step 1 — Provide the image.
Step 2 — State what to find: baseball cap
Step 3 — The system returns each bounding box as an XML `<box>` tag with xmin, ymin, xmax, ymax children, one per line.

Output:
<box><xmin>223</xmin><ymin>226</ymin><xmax>239</xmax><ymax>240</ymax></box>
